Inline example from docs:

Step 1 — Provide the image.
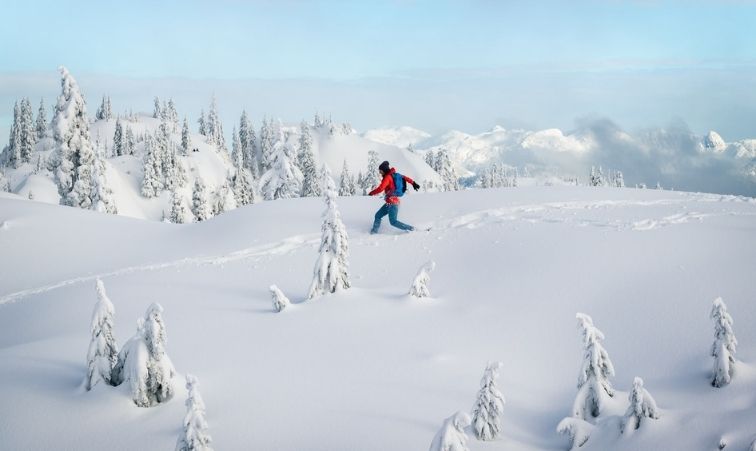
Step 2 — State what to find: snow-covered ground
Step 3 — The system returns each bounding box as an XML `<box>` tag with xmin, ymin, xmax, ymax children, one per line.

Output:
<box><xmin>1</xmin><ymin>186</ymin><xmax>756</xmax><ymax>450</ymax></box>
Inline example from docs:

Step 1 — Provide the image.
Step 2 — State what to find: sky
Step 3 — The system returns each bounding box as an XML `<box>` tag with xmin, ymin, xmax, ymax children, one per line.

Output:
<box><xmin>2</xmin><ymin>0</ymin><xmax>756</xmax><ymax>140</ymax></box>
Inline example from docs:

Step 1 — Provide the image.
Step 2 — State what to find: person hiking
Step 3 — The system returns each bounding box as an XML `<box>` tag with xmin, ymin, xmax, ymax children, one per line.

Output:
<box><xmin>368</xmin><ymin>160</ymin><xmax>420</xmax><ymax>234</ymax></box>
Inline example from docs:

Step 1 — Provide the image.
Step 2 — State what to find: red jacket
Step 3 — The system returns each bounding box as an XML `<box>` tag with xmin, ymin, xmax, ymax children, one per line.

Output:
<box><xmin>369</xmin><ymin>168</ymin><xmax>415</xmax><ymax>205</ymax></box>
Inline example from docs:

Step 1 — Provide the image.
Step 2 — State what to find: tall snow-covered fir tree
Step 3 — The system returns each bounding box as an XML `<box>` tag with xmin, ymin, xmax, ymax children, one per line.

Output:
<box><xmin>181</xmin><ymin>117</ymin><xmax>191</xmax><ymax>154</ymax></box>
<box><xmin>258</xmin><ymin>118</ymin><xmax>274</xmax><ymax>172</ymax></box>
<box><xmin>197</xmin><ymin>109</ymin><xmax>206</xmax><ymax>136</ymax></box>
<box><xmin>165</xmin><ymin>98</ymin><xmax>179</xmax><ymax>132</ymax></box>
<box><xmin>91</xmin><ymin>147</ymin><xmax>118</xmax><ymax>214</ymax></box>
<box><xmin>123</xmin><ymin>126</ymin><xmax>135</xmax><ymax>156</ymax></box>
<box><xmin>232</xmin><ymin>136</ymin><xmax>255</xmax><ymax>207</ymax></box>
<box><xmin>471</xmin><ymin>361</ymin><xmax>505</xmax><ymax>441</ymax></box>
<box><xmin>338</xmin><ymin>160</ymin><xmax>356</xmax><ymax>196</ymax></box>
<box><xmin>85</xmin><ymin>279</ymin><xmax>119</xmax><ymax>390</ymax></box>
<box><xmin>409</xmin><ymin>260</ymin><xmax>435</xmax><ymax>298</ymax></box>
<box><xmin>429</xmin><ymin>411</ymin><xmax>472</xmax><ymax>451</ymax></box>
<box><xmin>204</xmin><ymin>96</ymin><xmax>225</xmax><ymax>151</ymax></box>
<box><xmin>51</xmin><ymin>67</ymin><xmax>104</xmax><ymax>209</ymax></box>
<box><xmin>270</xmin><ymin>285</ymin><xmax>291</xmax><ymax>313</ymax></box>
<box><xmin>113</xmin><ymin>118</ymin><xmax>124</xmax><ymax>156</ymax></box>
<box><xmin>169</xmin><ymin>187</ymin><xmax>189</xmax><ymax>224</ymax></box>
<box><xmin>111</xmin><ymin>303</ymin><xmax>176</xmax><ymax>407</ymax></box>
<box><xmin>4</xmin><ymin>101</ymin><xmax>22</xmax><ymax>168</ymax></box>
<box><xmin>298</xmin><ymin>122</ymin><xmax>320</xmax><ymax>197</ymax></box>
<box><xmin>307</xmin><ymin>167</ymin><xmax>350</xmax><ymax>299</ymax></box>
<box><xmin>434</xmin><ymin>148</ymin><xmax>460</xmax><ymax>191</ymax></box>
<box><xmin>141</xmin><ymin>134</ymin><xmax>164</xmax><ymax>198</ymax></box>
<box><xmin>259</xmin><ymin>137</ymin><xmax>303</xmax><ymax>201</ymax></box>
<box><xmin>35</xmin><ymin>98</ymin><xmax>48</xmax><ymax>140</ymax></box>
<box><xmin>176</xmin><ymin>374</ymin><xmax>213</xmax><ymax>451</ymax></box>
<box><xmin>153</xmin><ymin>97</ymin><xmax>162</xmax><ymax>119</ymax></box>
<box><xmin>573</xmin><ymin>313</ymin><xmax>615</xmax><ymax>420</ymax></box>
<box><xmin>95</xmin><ymin>95</ymin><xmax>112</xmax><ymax>121</ymax></box>
<box><xmin>239</xmin><ymin>110</ymin><xmax>257</xmax><ymax>170</ymax></box>
<box><xmin>191</xmin><ymin>177</ymin><xmax>212</xmax><ymax>222</ymax></box>
<box><xmin>710</xmin><ymin>297</ymin><xmax>737</xmax><ymax>388</ymax></box>
<box><xmin>364</xmin><ymin>149</ymin><xmax>381</xmax><ymax>190</ymax></box>
<box><xmin>620</xmin><ymin>377</ymin><xmax>659</xmax><ymax>434</ymax></box>
<box><xmin>19</xmin><ymin>98</ymin><xmax>36</xmax><ymax>163</ymax></box>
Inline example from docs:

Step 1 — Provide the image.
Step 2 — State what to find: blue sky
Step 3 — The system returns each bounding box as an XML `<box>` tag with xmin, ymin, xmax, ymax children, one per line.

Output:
<box><xmin>2</xmin><ymin>0</ymin><xmax>756</xmax><ymax>138</ymax></box>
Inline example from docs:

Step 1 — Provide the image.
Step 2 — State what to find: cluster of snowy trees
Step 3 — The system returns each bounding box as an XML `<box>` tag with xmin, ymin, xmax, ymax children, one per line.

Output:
<box><xmin>429</xmin><ymin>361</ymin><xmax>506</xmax><ymax>451</ymax></box>
<box><xmin>1</xmin><ymin>97</ymin><xmax>46</xmax><ymax>169</ymax></box>
<box><xmin>589</xmin><ymin>166</ymin><xmax>624</xmax><ymax>188</ymax></box>
<box><xmin>479</xmin><ymin>163</ymin><xmax>519</xmax><ymax>188</ymax></box>
<box><xmin>556</xmin><ymin>299</ymin><xmax>740</xmax><ymax>449</ymax></box>
<box><xmin>424</xmin><ymin>148</ymin><xmax>460</xmax><ymax>191</ymax></box>
<box><xmin>84</xmin><ymin>279</ymin><xmax>213</xmax><ymax>450</ymax></box>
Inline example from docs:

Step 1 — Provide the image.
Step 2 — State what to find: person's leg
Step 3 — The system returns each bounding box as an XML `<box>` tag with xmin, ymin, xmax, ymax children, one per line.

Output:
<box><xmin>388</xmin><ymin>204</ymin><xmax>414</xmax><ymax>231</ymax></box>
<box><xmin>371</xmin><ymin>204</ymin><xmax>390</xmax><ymax>234</ymax></box>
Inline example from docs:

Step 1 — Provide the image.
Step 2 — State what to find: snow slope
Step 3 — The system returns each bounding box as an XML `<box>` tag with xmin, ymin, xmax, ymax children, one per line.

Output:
<box><xmin>1</xmin><ymin>115</ymin><xmax>442</xmax><ymax>222</ymax></box>
<box><xmin>1</xmin><ymin>186</ymin><xmax>756</xmax><ymax>450</ymax></box>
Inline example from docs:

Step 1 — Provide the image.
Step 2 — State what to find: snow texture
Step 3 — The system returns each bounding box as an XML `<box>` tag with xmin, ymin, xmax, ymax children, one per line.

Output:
<box><xmin>429</xmin><ymin>411</ymin><xmax>471</xmax><ymax>451</ymax></box>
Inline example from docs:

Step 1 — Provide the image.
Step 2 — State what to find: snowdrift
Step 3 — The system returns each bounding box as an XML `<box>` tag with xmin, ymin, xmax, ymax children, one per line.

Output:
<box><xmin>1</xmin><ymin>186</ymin><xmax>756</xmax><ymax>450</ymax></box>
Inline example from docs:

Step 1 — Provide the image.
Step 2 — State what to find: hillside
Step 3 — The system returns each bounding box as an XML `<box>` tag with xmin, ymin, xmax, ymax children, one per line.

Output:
<box><xmin>1</xmin><ymin>114</ymin><xmax>442</xmax><ymax>221</ymax></box>
<box><xmin>1</xmin><ymin>186</ymin><xmax>755</xmax><ymax>450</ymax></box>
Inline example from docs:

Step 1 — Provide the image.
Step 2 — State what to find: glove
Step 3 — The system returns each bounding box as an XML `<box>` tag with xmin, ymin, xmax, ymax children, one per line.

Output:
<box><xmin>412</xmin><ymin>182</ymin><xmax>420</xmax><ymax>191</ymax></box>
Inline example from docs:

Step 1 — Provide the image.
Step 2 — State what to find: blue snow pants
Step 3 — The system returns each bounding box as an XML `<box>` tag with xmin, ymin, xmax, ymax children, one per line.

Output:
<box><xmin>371</xmin><ymin>203</ymin><xmax>414</xmax><ymax>234</ymax></box>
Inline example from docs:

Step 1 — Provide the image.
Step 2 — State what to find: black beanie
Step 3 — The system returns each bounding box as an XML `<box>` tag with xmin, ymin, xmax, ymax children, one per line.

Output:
<box><xmin>379</xmin><ymin>160</ymin><xmax>390</xmax><ymax>173</ymax></box>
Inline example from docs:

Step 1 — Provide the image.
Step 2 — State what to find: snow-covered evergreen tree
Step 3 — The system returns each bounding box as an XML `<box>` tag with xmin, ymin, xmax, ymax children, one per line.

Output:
<box><xmin>573</xmin><ymin>313</ymin><xmax>615</xmax><ymax>420</ymax></box>
<box><xmin>113</xmin><ymin>118</ymin><xmax>124</xmax><ymax>156</ymax></box>
<box><xmin>429</xmin><ymin>411</ymin><xmax>471</xmax><ymax>451</ymax></box>
<box><xmin>141</xmin><ymin>134</ymin><xmax>163</xmax><ymax>198</ymax></box>
<box><xmin>364</xmin><ymin>149</ymin><xmax>381</xmax><ymax>190</ymax></box>
<box><xmin>19</xmin><ymin>98</ymin><xmax>36</xmax><ymax>163</ymax></box>
<box><xmin>338</xmin><ymin>160</ymin><xmax>356</xmax><ymax>196</ymax></box>
<box><xmin>614</xmin><ymin>171</ymin><xmax>625</xmax><ymax>188</ymax></box>
<box><xmin>214</xmin><ymin>179</ymin><xmax>237</xmax><ymax>214</ymax></box>
<box><xmin>435</xmin><ymin>148</ymin><xmax>459</xmax><ymax>191</ymax></box>
<box><xmin>91</xmin><ymin>148</ymin><xmax>117</xmax><ymax>214</ymax></box>
<box><xmin>258</xmin><ymin>118</ymin><xmax>273</xmax><ymax>172</ymax></box>
<box><xmin>85</xmin><ymin>279</ymin><xmax>119</xmax><ymax>390</ymax></box>
<box><xmin>35</xmin><ymin>98</ymin><xmax>48</xmax><ymax>140</ymax></box>
<box><xmin>176</xmin><ymin>374</ymin><xmax>213</xmax><ymax>451</ymax></box>
<box><xmin>5</xmin><ymin>101</ymin><xmax>22</xmax><ymax>168</ymax></box>
<box><xmin>112</xmin><ymin>303</ymin><xmax>176</xmax><ymax>407</ymax></box>
<box><xmin>589</xmin><ymin>166</ymin><xmax>606</xmax><ymax>187</ymax></box>
<box><xmin>711</xmin><ymin>297</ymin><xmax>737</xmax><ymax>388</ymax></box>
<box><xmin>191</xmin><ymin>177</ymin><xmax>212</xmax><ymax>222</ymax></box>
<box><xmin>181</xmin><ymin>117</ymin><xmax>191</xmax><ymax>154</ymax></box>
<box><xmin>232</xmin><ymin>137</ymin><xmax>255</xmax><ymax>206</ymax></box>
<box><xmin>298</xmin><ymin>124</ymin><xmax>320</xmax><ymax>197</ymax></box>
<box><xmin>620</xmin><ymin>377</ymin><xmax>659</xmax><ymax>434</ymax></box>
<box><xmin>153</xmin><ymin>97</ymin><xmax>161</xmax><ymax>119</ymax></box>
<box><xmin>166</xmin><ymin>98</ymin><xmax>179</xmax><ymax>132</ymax></box>
<box><xmin>51</xmin><ymin>67</ymin><xmax>100</xmax><ymax>209</ymax></box>
<box><xmin>204</xmin><ymin>97</ymin><xmax>225</xmax><ymax>151</ymax></box>
<box><xmin>197</xmin><ymin>109</ymin><xmax>206</xmax><ymax>136</ymax></box>
<box><xmin>556</xmin><ymin>417</ymin><xmax>594</xmax><ymax>449</ymax></box>
<box><xmin>123</xmin><ymin>126</ymin><xmax>135</xmax><ymax>156</ymax></box>
<box><xmin>307</xmin><ymin>167</ymin><xmax>350</xmax><ymax>299</ymax></box>
<box><xmin>169</xmin><ymin>187</ymin><xmax>189</xmax><ymax>224</ymax></box>
<box><xmin>260</xmin><ymin>138</ymin><xmax>303</xmax><ymax>201</ymax></box>
<box><xmin>409</xmin><ymin>260</ymin><xmax>435</xmax><ymax>298</ymax></box>
<box><xmin>96</xmin><ymin>95</ymin><xmax>112</xmax><ymax>121</ymax></box>
<box><xmin>270</xmin><ymin>285</ymin><xmax>291</xmax><ymax>313</ymax></box>
<box><xmin>471</xmin><ymin>361</ymin><xmax>505</xmax><ymax>441</ymax></box>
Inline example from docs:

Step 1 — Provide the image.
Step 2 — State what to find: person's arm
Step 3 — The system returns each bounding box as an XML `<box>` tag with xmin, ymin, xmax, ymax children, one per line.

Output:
<box><xmin>403</xmin><ymin>174</ymin><xmax>421</xmax><ymax>191</ymax></box>
<box><xmin>369</xmin><ymin>175</ymin><xmax>390</xmax><ymax>196</ymax></box>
